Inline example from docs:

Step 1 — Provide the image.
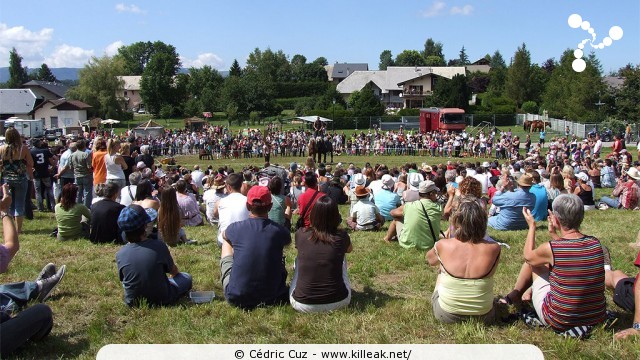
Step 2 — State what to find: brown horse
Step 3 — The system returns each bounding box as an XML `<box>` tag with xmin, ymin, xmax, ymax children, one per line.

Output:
<box><xmin>529</xmin><ymin>120</ymin><xmax>545</xmax><ymax>132</ymax></box>
<box><xmin>523</xmin><ymin>120</ymin><xmax>532</xmax><ymax>132</ymax></box>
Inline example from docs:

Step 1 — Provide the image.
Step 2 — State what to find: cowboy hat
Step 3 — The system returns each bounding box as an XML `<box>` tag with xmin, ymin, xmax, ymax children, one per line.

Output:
<box><xmin>354</xmin><ymin>185</ymin><xmax>370</xmax><ymax>197</ymax></box>
<box><xmin>517</xmin><ymin>173</ymin><xmax>534</xmax><ymax>187</ymax></box>
<box><xmin>627</xmin><ymin>167</ymin><xmax>640</xmax><ymax>180</ymax></box>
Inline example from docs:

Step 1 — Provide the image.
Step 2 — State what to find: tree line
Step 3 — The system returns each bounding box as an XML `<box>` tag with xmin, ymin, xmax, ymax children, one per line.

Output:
<box><xmin>4</xmin><ymin>39</ymin><xmax>639</xmax><ymax>125</ymax></box>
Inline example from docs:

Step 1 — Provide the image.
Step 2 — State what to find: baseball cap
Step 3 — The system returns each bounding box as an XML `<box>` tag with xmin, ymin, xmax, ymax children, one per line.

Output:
<box><xmin>247</xmin><ymin>185</ymin><xmax>272</xmax><ymax>205</ymax></box>
<box><xmin>419</xmin><ymin>180</ymin><xmax>438</xmax><ymax>194</ymax></box>
<box><xmin>118</xmin><ymin>205</ymin><xmax>158</xmax><ymax>233</ymax></box>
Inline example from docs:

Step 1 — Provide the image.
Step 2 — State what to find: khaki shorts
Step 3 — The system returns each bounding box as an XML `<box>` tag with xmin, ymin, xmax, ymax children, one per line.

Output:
<box><xmin>531</xmin><ymin>273</ymin><xmax>551</xmax><ymax>326</ymax></box>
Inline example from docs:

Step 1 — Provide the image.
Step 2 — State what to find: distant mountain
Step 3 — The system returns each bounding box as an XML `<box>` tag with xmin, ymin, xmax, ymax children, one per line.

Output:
<box><xmin>0</xmin><ymin>67</ymin><xmax>228</xmax><ymax>83</ymax></box>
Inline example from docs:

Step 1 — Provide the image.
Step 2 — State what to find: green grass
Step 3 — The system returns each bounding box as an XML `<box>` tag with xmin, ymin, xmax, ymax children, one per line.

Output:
<box><xmin>5</xmin><ymin>153</ymin><xmax>639</xmax><ymax>359</ymax></box>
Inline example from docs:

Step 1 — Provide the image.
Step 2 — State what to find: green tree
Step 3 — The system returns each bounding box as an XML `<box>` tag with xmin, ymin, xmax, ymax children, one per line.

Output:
<box><xmin>35</xmin><ymin>63</ymin><xmax>57</xmax><ymax>82</ymax></box>
<box><xmin>379</xmin><ymin>50</ymin><xmax>394</xmax><ymax>70</ymax></box>
<box><xmin>229</xmin><ymin>59</ymin><xmax>242</xmax><ymax>77</ymax></box>
<box><xmin>505</xmin><ymin>43</ymin><xmax>533</xmax><ymax>107</ymax></box>
<box><xmin>427</xmin><ymin>74</ymin><xmax>470</xmax><ymax>110</ymax></box>
<box><xmin>116</xmin><ymin>41</ymin><xmax>179</xmax><ymax>75</ymax></box>
<box><xmin>140</xmin><ymin>51</ymin><xmax>181</xmax><ymax>115</ymax></box>
<box><xmin>458</xmin><ymin>46</ymin><xmax>470</xmax><ymax>65</ymax></box>
<box><xmin>312</xmin><ymin>57</ymin><xmax>328</xmax><ymax>66</ymax></box>
<box><xmin>188</xmin><ymin>66</ymin><xmax>224</xmax><ymax>111</ymax></box>
<box><xmin>7</xmin><ymin>48</ymin><xmax>29</xmax><ymax>88</ymax></box>
<box><xmin>395</xmin><ymin>50</ymin><xmax>426</xmax><ymax>67</ymax></box>
<box><xmin>489</xmin><ymin>50</ymin><xmax>506</xmax><ymax>69</ymax></box>
<box><xmin>66</xmin><ymin>55</ymin><xmax>126</xmax><ymax>119</ymax></box>
<box><xmin>245</xmin><ymin>47</ymin><xmax>291</xmax><ymax>82</ymax></box>
<box><xmin>423</xmin><ymin>38</ymin><xmax>444</xmax><ymax>60</ymax></box>
<box><xmin>425</xmin><ymin>56</ymin><xmax>446</xmax><ymax>66</ymax></box>
<box><xmin>615</xmin><ymin>64</ymin><xmax>640</xmax><ymax>122</ymax></box>
<box><xmin>348</xmin><ymin>84</ymin><xmax>384</xmax><ymax>117</ymax></box>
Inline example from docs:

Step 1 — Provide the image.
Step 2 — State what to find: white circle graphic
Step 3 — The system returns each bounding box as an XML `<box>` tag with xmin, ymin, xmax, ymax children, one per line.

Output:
<box><xmin>572</xmin><ymin>59</ymin><xmax>586</xmax><ymax>72</ymax></box>
<box><xmin>609</xmin><ymin>26</ymin><xmax>623</xmax><ymax>40</ymax></box>
<box><xmin>574</xmin><ymin>49</ymin><xmax>584</xmax><ymax>59</ymax></box>
<box><xmin>581</xmin><ymin>21</ymin><xmax>590</xmax><ymax>30</ymax></box>
<box><xmin>603</xmin><ymin>37</ymin><xmax>613</xmax><ymax>46</ymax></box>
<box><xmin>568</xmin><ymin>14</ymin><xmax>582</xmax><ymax>28</ymax></box>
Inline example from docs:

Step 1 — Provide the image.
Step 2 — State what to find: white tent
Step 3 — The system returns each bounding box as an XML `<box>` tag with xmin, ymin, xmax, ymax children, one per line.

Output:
<box><xmin>295</xmin><ymin>116</ymin><xmax>333</xmax><ymax>123</ymax></box>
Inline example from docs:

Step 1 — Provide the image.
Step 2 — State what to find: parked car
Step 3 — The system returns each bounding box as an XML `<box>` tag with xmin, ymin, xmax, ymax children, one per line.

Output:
<box><xmin>45</xmin><ymin>128</ymin><xmax>63</xmax><ymax>141</ymax></box>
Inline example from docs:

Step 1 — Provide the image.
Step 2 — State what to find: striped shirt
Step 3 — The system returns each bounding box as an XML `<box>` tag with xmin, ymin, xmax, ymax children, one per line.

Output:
<box><xmin>611</xmin><ymin>180</ymin><xmax>639</xmax><ymax>209</ymax></box>
<box><xmin>542</xmin><ymin>236</ymin><xmax>606</xmax><ymax>331</ymax></box>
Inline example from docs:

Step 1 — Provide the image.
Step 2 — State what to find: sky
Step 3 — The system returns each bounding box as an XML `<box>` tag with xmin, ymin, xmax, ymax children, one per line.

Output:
<box><xmin>0</xmin><ymin>1</ymin><xmax>638</xmax><ymax>74</ymax></box>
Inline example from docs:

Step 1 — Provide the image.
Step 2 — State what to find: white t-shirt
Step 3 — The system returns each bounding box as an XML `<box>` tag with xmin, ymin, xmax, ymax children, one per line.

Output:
<box><xmin>473</xmin><ymin>173</ymin><xmax>490</xmax><ymax>194</ymax></box>
<box><xmin>203</xmin><ymin>189</ymin><xmax>227</xmax><ymax>223</ymax></box>
<box><xmin>191</xmin><ymin>170</ymin><xmax>205</xmax><ymax>189</ymax></box>
<box><xmin>367</xmin><ymin>180</ymin><xmax>384</xmax><ymax>198</ymax></box>
<box><xmin>119</xmin><ymin>185</ymin><xmax>137</xmax><ymax>206</ymax></box>
<box><xmin>350</xmin><ymin>199</ymin><xmax>380</xmax><ymax>230</ymax></box>
<box><xmin>217</xmin><ymin>192</ymin><xmax>249</xmax><ymax>245</ymax></box>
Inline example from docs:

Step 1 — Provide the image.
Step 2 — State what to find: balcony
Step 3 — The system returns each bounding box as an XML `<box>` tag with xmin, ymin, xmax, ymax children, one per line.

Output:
<box><xmin>400</xmin><ymin>89</ymin><xmax>433</xmax><ymax>98</ymax></box>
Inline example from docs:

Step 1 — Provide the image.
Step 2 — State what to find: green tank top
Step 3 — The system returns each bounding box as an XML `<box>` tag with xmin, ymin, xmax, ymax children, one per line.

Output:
<box><xmin>268</xmin><ymin>194</ymin><xmax>286</xmax><ymax>226</ymax></box>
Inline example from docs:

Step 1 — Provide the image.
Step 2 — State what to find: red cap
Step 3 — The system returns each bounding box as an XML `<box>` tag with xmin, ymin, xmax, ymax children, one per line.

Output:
<box><xmin>246</xmin><ymin>186</ymin><xmax>272</xmax><ymax>205</ymax></box>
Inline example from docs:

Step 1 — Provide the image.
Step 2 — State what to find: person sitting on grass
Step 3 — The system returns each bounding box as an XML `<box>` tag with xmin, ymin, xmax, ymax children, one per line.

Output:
<box><xmin>116</xmin><ymin>205</ymin><xmax>192</xmax><ymax>307</ymax></box>
<box><xmin>598</xmin><ymin>167</ymin><xmax>640</xmax><ymax>210</ymax></box>
<box><xmin>291</xmin><ymin>196</ymin><xmax>352</xmax><ymax>312</ymax></box>
<box><xmin>374</xmin><ymin>174</ymin><xmax>401</xmax><ymax>221</ymax></box>
<box><xmin>603</xmin><ymin>243</ymin><xmax>640</xmax><ymax>339</ymax></box>
<box><xmin>501</xmin><ymin>194</ymin><xmax>606</xmax><ymax>336</ymax></box>
<box><xmin>54</xmin><ymin>183</ymin><xmax>91</xmax><ymax>240</ymax></box>
<box><xmin>347</xmin><ymin>185</ymin><xmax>384</xmax><ymax>231</ymax></box>
<box><xmin>427</xmin><ymin>197</ymin><xmax>501</xmax><ymax>324</ymax></box>
<box><xmin>487</xmin><ymin>172</ymin><xmax>536</xmax><ymax>231</ymax></box>
<box><xmin>0</xmin><ymin>184</ymin><xmax>66</xmax><ymax>358</ymax></box>
<box><xmin>89</xmin><ymin>182</ymin><xmax>125</xmax><ymax>244</ymax></box>
<box><xmin>220</xmin><ymin>186</ymin><xmax>291</xmax><ymax>310</ymax></box>
<box><xmin>384</xmin><ymin>180</ymin><xmax>442</xmax><ymax>250</ymax></box>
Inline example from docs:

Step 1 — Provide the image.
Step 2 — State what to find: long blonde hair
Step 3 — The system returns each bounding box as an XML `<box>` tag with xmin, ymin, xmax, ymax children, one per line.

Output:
<box><xmin>107</xmin><ymin>138</ymin><xmax>120</xmax><ymax>155</ymax></box>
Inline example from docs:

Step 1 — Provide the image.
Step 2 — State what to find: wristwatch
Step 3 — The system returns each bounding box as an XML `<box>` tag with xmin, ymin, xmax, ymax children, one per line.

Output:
<box><xmin>633</xmin><ymin>322</ymin><xmax>640</xmax><ymax>330</ymax></box>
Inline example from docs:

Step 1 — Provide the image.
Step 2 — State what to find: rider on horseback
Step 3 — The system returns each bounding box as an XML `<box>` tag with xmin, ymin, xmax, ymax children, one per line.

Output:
<box><xmin>313</xmin><ymin>116</ymin><xmax>325</xmax><ymax>137</ymax></box>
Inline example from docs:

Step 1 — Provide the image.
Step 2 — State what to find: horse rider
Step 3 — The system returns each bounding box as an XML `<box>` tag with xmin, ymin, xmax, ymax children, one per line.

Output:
<box><xmin>313</xmin><ymin>116</ymin><xmax>325</xmax><ymax>137</ymax></box>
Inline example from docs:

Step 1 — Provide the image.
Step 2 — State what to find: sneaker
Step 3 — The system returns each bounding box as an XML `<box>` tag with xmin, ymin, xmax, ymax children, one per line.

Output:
<box><xmin>37</xmin><ymin>265</ymin><xmax>66</xmax><ymax>302</ymax></box>
<box><xmin>183</xmin><ymin>239</ymin><xmax>198</xmax><ymax>245</ymax></box>
<box><xmin>35</xmin><ymin>263</ymin><xmax>56</xmax><ymax>282</ymax></box>
<box><xmin>602</xmin><ymin>245</ymin><xmax>612</xmax><ymax>270</ymax></box>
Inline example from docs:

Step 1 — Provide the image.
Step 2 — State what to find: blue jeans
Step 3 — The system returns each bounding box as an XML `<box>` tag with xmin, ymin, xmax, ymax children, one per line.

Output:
<box><xmin>168</xmin><ymin>272</ymin><xmax>192</xmax><ymax>300</ymax></box>
<box><xmin>0</xmin><ymin>281</ymin><xmax>39</xmax><ymax>318</ymax></box>
<box><xmin>3</xmin><ymin>178</ymin><xmax>28</xmax><ymax>217</ymax></box>
<box><xmin>600</xmin><ymin>196</ymin><xmax>621</xmax><ymax>209</ymax></box>
<box><xmin>75</xmin><ymin>176</ymin><xmax>93</xmax><ymax>209</ymax></box>
<box><xmin>34</xmin><ymin>177</ymin><xmax>54</xmax><ymax>211</ymax></box>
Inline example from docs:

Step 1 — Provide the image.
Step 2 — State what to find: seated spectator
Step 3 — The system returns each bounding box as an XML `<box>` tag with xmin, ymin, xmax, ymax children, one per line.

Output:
<box><xmin>402</xmin><ymin>172</ymin><xmax>423</xmax><ymax>203</ymax></box>
<box><xmin>603</xmin><ymin>251</ymin><xmax>640</xmax><ymax>339</ymax></box>
<box><xmin>0</xmin><ymin>184</ymin><xmax>66</xmax><ymax>358</ymax></box>
<box><xmin>289</xmin><ymin>174</ymin><xmax>305</xmax><ymax>212</ymax></box>
<box><xmin>394</xmin><ymin>174</ymin><xmax>407</xmax><ymax>197</ymax></box>
<box><xmin>291</xmin><ymin>196</ymin><xmax>352</xmax><ymax>312</ymax></box>
<box><xmin>220</xmin><ymin>186</ymin><xmax>290</xmax><ymax>309</ymax></box>
<box><xmin>384</xmin><ymin>181</ymin><xmax>442</xmax><ymax>250</ymax></box>
<box><xmin>120</xmin><ymin>172</ymin><xmax>141</xmax><ymax>206</ymax></box>
<box><xmin>546</xmin><ymin>172</ymin><xmax>567</xmax><ymax>210</ymax></box>
<box><xmin>574</xmin><ymin>172</ymin><xmax>595</xmax><ymax>210</ymax></box>
<box><xmin>215</xmin><ymin>173</ymin><xmax>249</xmax><ymax>247</ymax></box>
<box><xmin>529</xmin><ymin>170</ymin><xmax>550</xmax><ymax>220</ymax></box>
<box><xmin>443</xmin><ymin>177</ymin><xmax>483</xmax><ymax>238</ymax></box>
<box><xmin>347</xmin><ymin>185</ymin><xmax>384</xmax><ymax>231</ymax></box>
<box><xmin>158</xmin><ymin>186</ymin><xmax>191</xmax><ymax>246</ymax></box>
<box><xmin>116</xmin><ymin>205</ymin><xmax>192</xmax><ymax>307</ymax></box>
<box><xmin>267</xmin><ymin>176</ymin><xmax>292</xmax><ymax>229</ymax></box>
<box><xmin>175</xmin><ymin>180</ymin><xmax>203</xmax><ymax>226</ymax></box>
<box><xmin>344</xmin><ymin>172</ymin><xmax>366</xmax><ymax>213</ymax></box>
<box><xmin>488</xmin><ymin>173</ymin><xmax>536</xmax><ymax>231</ymax></box>
<box><xmin>297</xmin><ymin>172</ymin><xmax>325</xmax><ymax>229</ymax></box>
<box><xmin>374</xmin><ymin>175</ymin><xmax>401</xmax><ymax>221</ymax></box>
<box><xmin>427</xmin><ymin>197</ymin><xmax>501</xmax><ymax>324</ymax></box>
<box><xmin>599</xmin><ymin>167</ymin><xmax>640</xmax><ymax>210</ymax></box>
<box><xmin>90</xmin><ymin>182</ymin><xmax>125</xmax><ymax>243</ymax></box>
<box><xmin>325</xmin><ymin>177</ymin><xmax>347</xmax><ymax>205</ymax></box>
<box><xmin>132</xmin><ymin>180</ymin><xmax>160</xmax><ymax>211</ymax></box>
<box><xmin>54</xmin><ymin>183</ymin><xmax>91</xmax><ymax>240</ymax></box>
<box><xmin>502</xmin><ymin>195</ymin><xmax>606</xmax><ymax>335</ymax></box>
<box><xmin>202</xmin><ymin>175</ymin><xmax>227</xmax><ymax>225</ymax></box>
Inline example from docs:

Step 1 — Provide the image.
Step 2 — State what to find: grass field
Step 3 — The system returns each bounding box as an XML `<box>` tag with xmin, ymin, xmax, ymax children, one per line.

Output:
<box><xmin>4</xmin><ymin>152</ymin><xmax>640</xmax><ymax>359</ymax></box>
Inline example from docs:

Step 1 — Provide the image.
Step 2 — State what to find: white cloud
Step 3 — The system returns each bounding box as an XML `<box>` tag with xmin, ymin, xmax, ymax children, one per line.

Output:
<box><xmin>421</xmin><ymin>1</ymin><xmax>447</xmax><ymax>17</ymax></box>
<box><xmin>105</xmin><ymin>41</ymin><xmax>124</xmax><ymax>56</ymax></box>
<box><xmin>450</xmin><ymin>5</ymin><xmax>473</xmax><ymax>16</ymax></box>
<box><xmin>44</xmin><ymin>44</ymin><xmax>94</xmax><ymax>67</ymax></box>
<box><xmin>181</xmin><ymin>53</ymin><xmax>225</xmax><ymax>69</ymax></box>
<box><xmin>115</xmin><ymin>3</ymin><xmax>145</xmax><ymax>14</ymax></box>
<box><xmin>0</xmin><ymin>23</ymin><xmax>53</xmax><ymax>66</ymax></box>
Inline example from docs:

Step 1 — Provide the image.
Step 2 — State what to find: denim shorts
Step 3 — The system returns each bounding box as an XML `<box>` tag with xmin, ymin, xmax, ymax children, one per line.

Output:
<box><xmin>4</xmin><ymin>177</ymin><xmax>28</xmax><ymax>217</ymax></box>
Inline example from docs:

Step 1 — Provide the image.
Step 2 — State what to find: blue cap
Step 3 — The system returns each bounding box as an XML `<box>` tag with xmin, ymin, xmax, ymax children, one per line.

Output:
<box><xmin>118</xmin><ymin>205</ymin><xmax>158</xmax><ymax>233</ymax></box>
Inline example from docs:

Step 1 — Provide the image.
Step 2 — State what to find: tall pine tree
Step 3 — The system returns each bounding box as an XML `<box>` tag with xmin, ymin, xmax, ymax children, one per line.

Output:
<box><xmin>36</xmin><ymin>63</ymin><xmax>57</xmax><ymax>82</ymax></box>
<box><xmin>7</xmin><ymin>48</ymin><xmax>29</xmax><ymax>88</ymax></box>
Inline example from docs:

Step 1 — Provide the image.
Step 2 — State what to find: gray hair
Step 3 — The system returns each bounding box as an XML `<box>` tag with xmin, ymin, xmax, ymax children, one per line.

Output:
<box><xmin>552</xmin><ymin>194</ymin><xmax>584</xmax><ymax>230</ymax></box>
<box><xmin>129</xmin><ymin>172</ymin><xmax>142</xmax><ymax>185</ymax></box>
<box><xmin>445</xmin><ymin>169</ymin><xmax>457</xmax><ymax>183</ymax></box>
<box><xmin>141</xmin><ymin>168</ymin><xmax>153</xmax><ymax>179</ymax></box>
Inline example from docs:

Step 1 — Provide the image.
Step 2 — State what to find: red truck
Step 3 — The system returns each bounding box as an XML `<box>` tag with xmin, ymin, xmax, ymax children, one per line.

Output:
<box><xmin>419</xmin><ymin>107</ymin><xmax>466</xmax><ymax>133</ymax></box>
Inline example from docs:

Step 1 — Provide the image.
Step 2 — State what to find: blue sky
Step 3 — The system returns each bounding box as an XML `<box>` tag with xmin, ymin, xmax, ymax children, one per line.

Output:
<box><xmin>0</xmin><ymin>1</ymin><xmax>638</xmax><ymax>74</ymax></box>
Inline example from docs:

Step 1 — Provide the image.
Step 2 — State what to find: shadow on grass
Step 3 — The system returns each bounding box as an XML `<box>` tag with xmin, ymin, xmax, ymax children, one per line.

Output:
<box><xmin>349</xmin><ymin>286</ymin><xmax>398</xmax><ymax>311</ymax></box>
<box><xmin>14</xmin><ymin>328</ymin><xmax>91</xmax><ymax>359</ymax></box>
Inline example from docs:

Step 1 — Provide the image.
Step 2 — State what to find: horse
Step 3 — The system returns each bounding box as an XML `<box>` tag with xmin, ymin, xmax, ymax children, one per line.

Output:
<box><xmin>529</xmin><ymin>120</ymin><xmax>545</xmax><ymax>132</ymax></box>
<box><xmin>523</xmin><ymin>120</ymin><xmax>532</xmax><ymax>132</ymax></box>
<box><xmin>323</xmin><ymin>137</ymin><xmax>334</xmax><ymax>164</ymax></box>
<box><xmin>308</xmin><ymin>137</ymin><xmax>329</xmax><ymax>164</ymax></box>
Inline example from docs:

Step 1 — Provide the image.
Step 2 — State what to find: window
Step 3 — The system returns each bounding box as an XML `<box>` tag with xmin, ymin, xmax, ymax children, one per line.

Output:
<box><xmin>51</xmin><ymin>117</ymin><xmax>58</xmax><ymax>128</ymax></box>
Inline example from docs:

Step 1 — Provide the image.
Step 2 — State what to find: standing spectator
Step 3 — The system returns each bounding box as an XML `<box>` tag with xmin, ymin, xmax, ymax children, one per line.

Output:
<box><xmin>116</xmin><ymin>205</ymin><xmax>192</xmax><ymax>307</ymax></box>
<box><xmin>70</xmin><ymin>140</ymin><xmax>93</xmax><ymax>208</ymax></box>
<box><xmin>120</xmin><ymin>143</ymin><xmax>135</xmax><ymax>185</ymax></box>
<box><xmin>54</xmin><ymin>183</ymin><xmax>91</xmax><ymax>240</ymax></box>
<box><xmin>291</xmin><ymin>196</ymin><xmax>352</xmax><ymax>312</ymax></box>
<box><xmin>90</xmin><ymin>182</ymin><xmax>125</xmax><ymax>243</ymax></box>
<box><xmin>55</xmin><ymin>141</ymin><xmax>76</xmax><ymax>199</ymax></box>
<box><xmin>105</xmin><ymin>139</ymin><xmax>128</xmax><ymax>190</ymax></box>
<box><xmin>0</xmin><ymin>128</ymin><xmax>34</xmax><ymax>234</ymax></box>
<box><xmin>30</xmin><ymin>139</ymin><xmax>56</xmax><ymax>212</ymax></box>
<box><xmin>215</xmin><ymin>173</ymin><xmax>249</xmax><ymax>246</ymax></box>
<box><xmin>91</xmin><ymin>139</ymin><xmax>108</xmax><ymax>186</ymax></box>
<box><xmin>220</xmin><ymin>186</ymin><xmax>290</xmax><ymax>309</ymax></box>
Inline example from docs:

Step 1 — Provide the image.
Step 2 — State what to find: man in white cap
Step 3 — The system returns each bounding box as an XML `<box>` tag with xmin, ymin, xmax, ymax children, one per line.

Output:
<box><xmin>599</xmin><ymin>167</ymin><xmax>640</xmax><ymax>210</ymax></box>
<box><xmin>383</xmin><ymin>180</ymin><xmax>442</xmax><ymax>250</ymax></box>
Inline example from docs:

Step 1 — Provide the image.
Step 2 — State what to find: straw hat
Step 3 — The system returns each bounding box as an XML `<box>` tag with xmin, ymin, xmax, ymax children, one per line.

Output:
<box><xmin>627</xmin><ymin>167</ymin><xmax>640</xmax><ymax>180</ymax></box>
<box><xmin>517</xmin><ymin>173</ymin><xmax>534</xmax><ymax>187</ymax></box>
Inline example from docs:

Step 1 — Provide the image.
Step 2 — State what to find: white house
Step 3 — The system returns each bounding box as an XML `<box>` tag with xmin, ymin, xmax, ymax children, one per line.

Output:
<box><xmin>33</xmin><ymin>99</ymin><xmax>91</xmax><ymax>131</ymax></box>
<box><xmin>117</xmin><ymin>76</ymin><xmax>143</xmax><ymax>111</ymax></box>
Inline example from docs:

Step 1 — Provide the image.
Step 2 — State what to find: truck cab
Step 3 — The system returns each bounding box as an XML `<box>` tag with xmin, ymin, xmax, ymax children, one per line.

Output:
<box><xmin>419</xmin><ymin>107</ymin><xmax>466</xmax><ymax>133</ymax></box>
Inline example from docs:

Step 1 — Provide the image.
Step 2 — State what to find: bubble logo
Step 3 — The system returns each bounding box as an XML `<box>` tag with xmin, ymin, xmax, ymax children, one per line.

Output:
<box><xmin>568</xmin><ymin>14</ymin><xmax>623</xmax><ymax>72</ymax></box>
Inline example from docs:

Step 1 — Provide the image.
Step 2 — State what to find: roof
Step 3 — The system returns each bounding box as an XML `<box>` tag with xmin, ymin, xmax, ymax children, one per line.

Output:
<box><xmin>603</xmin><ymin>76</ymin><xmax>625</xmax><ymax>90</ymax></box>
<box><xmin>0</xmin><ymin>89</ymin><xmax>38</xmax><ymax>114</ymax></box>
<box><xmin>331</xmin><ymin>63</ymin><xmax>369</xmax><ymax>79</ymax></box>
<box><xmin>296</xmin><ymin>116</ymin><xmax>333</xmax><ymax>122</ymax></box>
<box><xmin>133</xmin><ymin>120</ymin><xmax>164</xmax><ymax>129</ymax></box>
<box><xmin>336</xmin><ymin>71</ymin><xmax>387</xmax><ymax>94</ymax></box>
<box><xmin>471</xmin><ymin>58</ymin><xmax>490</xmax><ymax>66</ymax></box>
<box><xmin>118</xmin><ymin>76</ymin><xmax>142</xmax><ymax>91</ymax></box>
<box><xmin>184</xmin><ymin>117</ymin><xmax>206</xmax><ymax>124</ymax></box>
<box><xmin>33</xmin><ymin>98</ymin><xmax>92</xmax><ymax>112</ymax></box>
<box><xmin>22</xmin><ymin>80</ymin><xmax>68</xmax><ymax>98</ymax></box>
